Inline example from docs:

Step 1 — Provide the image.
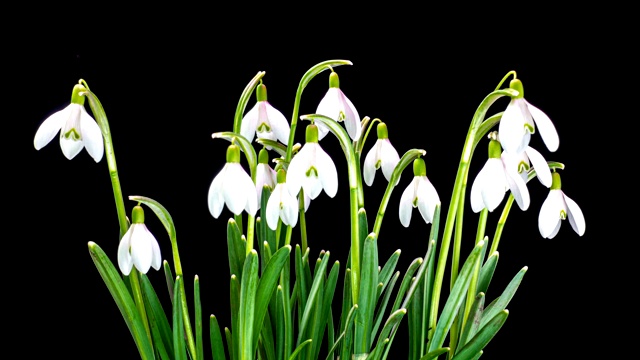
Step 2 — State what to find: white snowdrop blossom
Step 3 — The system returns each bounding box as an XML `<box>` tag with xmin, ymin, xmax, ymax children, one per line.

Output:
<box><xmin>33</xmin><ymin>83</ymin><xmax>104</xmax><ymax>162</ymax></box>
<box><xmin>539</xmin><ymin>172</ymin><xmax>585</xmax><ymax>239</ymax></box>
<box><xmin>117</xmin><ymin>205</ymin><xmax>162</xmax><ymax>276</ymax></box>
<box><xmin>316</xmin><ymin>71</ymin><xmax>362</xmax><ymax>141</ymax></box>
<box><xmin>364</xmin><ymin>122</ymin><xmax>400</xmax><ymax>186</ymax></box>
<box><xmin>498</xmin><ymin>78</ymin><xmax>559</xmax><ymax>155</ymax></box>
<box><xmin>266</xmin><ymin>169</ymin><xmax>299</xmax><ymax>230</ymax></box>
<box><xmin>240</xmin><ymin>83</ymin><xmax>290</xmax><ymax>146</ymax></box>
<box><xmin>255</xmin><ymin>148</ymin><xmax>277</xmax><ymax>208</ymax></box>
<box><xmin>470</xmin><ymin>139</ymin><xmax>530</xmax><ymax>212</ymax></box>
<box><xmin>399</xmin><ymin>158</ymin><xmax>440</xmax><ymax>227</ymax></box>
<box><xmin>500</xmin><ymin>145</ymin><xmax>552</xmax><ymax>188</ymax></box>
<box><xmin>287</xmin><ymin>124</ymin><xmax>338</xmax><ymax>200</ymax></box>
<box><xmin>208</xmin><ymin>144</ymin><xmax>258</xmax><ymax>218</ymax></box>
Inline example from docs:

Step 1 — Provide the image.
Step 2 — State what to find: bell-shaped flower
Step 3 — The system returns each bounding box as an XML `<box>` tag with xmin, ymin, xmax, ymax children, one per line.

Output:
<box><xmin>240</xmin><ymin>83</ymin><xmax>290</xmax><ymax>146</ymax></box>
<box><xmin>255</xmin><ymin>148</ymin><xmax>277</xmax><ymax>208</ymax></box>
<box><xmin>287</xmin><ymin>124</ymin><xmax>338</xmax><ymax>200</ymax></box>
<box><xmin>399</xmin><ymin>157</ymin><xmax>440</xmax><ymax>227</ymax></box>
<box><xmin>539</xmin><ymin>172</ymin><xmax>585</xmax><ymax>239</ymax></box>
<box><xmin>470</xmin><ymin>138</ymin><xmax>530</xmax><ymax>212</ymax></box>
<box><xmin>34</xmin><ymin>83</ymin><xmax>104</xmax><ymax>162</ymax></box>
<box><xmin>498</xmin><ymin>78</ymin><xmax>559</xmax><ymax>154</ymax></box>
<box><xmin>316</xmin><ymin>71</ymin><xmax>362</xmax><ymax>141</ymax></box>
<box><xmin>500</xmin><ymin>144</ymin><xmax>552</xmax><ymax>188</ymax></box>
<box><xmin>208</xmin><ymin>144</ymin><xmax>258</xmax><ymax>218</ymax></box>
<box><xmin>117</xmin><ymin>205</ymin><xmax>162</xmax><ymax>276</ymax></box>
<box><xmin>364</xmin><ymin>122</ymin><xmax>401</xmax><ymax>186</ymax></box>
<box><xmin>266</xmin><ymin>169</ymin><xmax>299</xmax><ymax>230</ymax></box>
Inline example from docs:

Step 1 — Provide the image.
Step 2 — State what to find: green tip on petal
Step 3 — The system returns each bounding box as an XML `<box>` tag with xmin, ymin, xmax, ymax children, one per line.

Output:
<box><xmin>509</xmin><ymin>79</ymin><xmax>524</xmax><ymax>99</ymax></box>
<box><xmin>329</xmin><ymin>71</ymin><xmax>340</xmax><ymax>88</ymax></box>
<box><xmin>413</xmin><ymin>158</ymin><xmax>426</xmax><ymax>177</ymax></box>
<box><xmin>488</xmin><ymin>139</ymin><xmax>502</xmax><ymax>159</ymax></box>
<box><xmin>131</xmin><ymin>205</ymin><xmax>145</xmax><ymax>224</ymax></box>
<box><xmin>71</xmin><ymin>84</ymin><xmax>87</xmax><ymax>105</ymax></box>
<box><xmin>551</xmin><ymin>171</ymin><xmax>562</xmax><ymax>190</ymax></box>
<box><xmin>258</xmin><ymin>148</ymin><xmax>270</xmax><ymax>164</ymax></box>
<box><xmin>306</xmin><ymin>124</ymin><xmax>319</xmax><ymax>143</ymax></box>
<box><xmin>256</xmin><ymin>84</ymin><xmax>268</xmax><ymax>102</ymax></box>
<box><xmin>377</xmin><ymin>122</ymin><xmax>389</xmax><ymax>139</ymax></box>
<box><xmin>277</xmin><ymin>168</ymin><xmax>287</xmax><ymax>184</ymax></box>
<box><xmin>226</xmin><ymin>144</ymin><xmax>241</xmax><ymax>163</ymax></box>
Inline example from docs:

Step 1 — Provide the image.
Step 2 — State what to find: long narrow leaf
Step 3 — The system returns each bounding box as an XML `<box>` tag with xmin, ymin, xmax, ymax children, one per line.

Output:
<box><xmin>210</xmin><ymin>315</ymin><xmax>227</xmax><ymax>360</ymax></box>
<box><xmin>140</xmin><ymin>274</ymin><xmax>174</xmax><ymax>357</ymax></box>
<box><xmin>173</xmin><ymin>276</ymin><xmax>187</xmax><ymax>360</ymax></box>
<box><xmin>453</xmin><ymin>310</ymin><xmax>508</xmax><ymax>360</ymax></box>
<box><xmin>296</xmin><ymin>251</ymin><xmax>331</xmax><ymax>345</ymax></box>
<box><xmin>478</xmin><ymin>267</ymin><xmax>526</xmax><ymax>330</ymax></box>
<box><xmin>239</xmin><ymin>250</ymin><xmax>259</xmax><ymax>360</ymax></box>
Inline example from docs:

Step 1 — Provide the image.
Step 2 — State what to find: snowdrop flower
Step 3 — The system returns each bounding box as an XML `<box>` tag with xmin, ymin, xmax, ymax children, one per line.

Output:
<box><xmin>470</xmin><ymin>138</ymin><xmax>530</xmax><ymax>212</ymax></box>
<box><xmin>266</xmin><ymin>169</ymin><xmax>299</xmax><ymax>230</ymax></box>
<box><xmin>498</xmin><ymin>78</ymin><xmax>559</xmax><ymax>155</ymax></box>
<box><xmin>208</xmin><ymin>144</ymin><xmax>258</xmax><ymax>218</ymax></box>
<box><xmin>33</xmin><ymin>83</ymin><xmax>104</xmax><ymax>162</ymax></box>
<box><xmin>500</xmin><ymin>145</ymin><xmax>552</xmax><ymax>188</ymax></box>
<box><xmin>287</xmin><ymin>124</ymin><xmax>338</xmax><ymax>200</ymax></box>
<box><xmin>539</xmin><ymin>172</ymin><xmax>585</xmax><ymax>239</ymax></box>
<box><xmin>255</xmin><ymin>148</ymin><xmax>277</xmax><ymax>208</ymax></box>
<box><xmin>399</xmin><ymin>158</ymin><xmax>440</xmax><ymax>227</ymax></box>
<box><xmin>117</xmin><ymin>205</ymin><xmax>162</xmax><ymax>276</ymax></box>
<box><xmin>316</xmin><ymin>71</ymin><xmax>362</xmax><ymax>141</ymax></box>
<box><xmin>240</xmin><ymin>83</ymin><xmax>290</xmax><ymax>146</ymax></box>
<box><xmin>363</xmin><ymin>122</ymin><xmax>401</xmax><ymax>186</ymax></box>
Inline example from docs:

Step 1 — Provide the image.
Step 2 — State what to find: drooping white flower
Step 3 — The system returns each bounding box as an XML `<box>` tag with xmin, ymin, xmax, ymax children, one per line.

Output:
<box><xmin>470</xmin><ymin>138</ymin><xmax>530</xmax><ymax>212</ymax></box>
<box><xmin>539</xmin><ymin>172</ymin><xmax>585</xmax><ymax>239</ymax></box>
<box><xmin>240</xmin><ymin>83</ymin><xmax>290</xmax><ymax>146</ymax></box>
<box><xmin>316</xmin><ymin>71</ymin><xmax>362</xmax><ymax>141</ymax></box>
<box><xmin>255</xmin><ymin>148</ymin><xmax>277</xmax><ymax>208</ymax></box>
<box><xmin>208</xmin><ymin>144</ymin><xmax>258</xmax><ymax>218</ymax></box>
<box><xmin>117</xmin><ymin>205</ymin><xmax>162</xmax><ymax>276</ymax></box>
<box><xmin>266</xmin><ymin>169</ymin><xmax>299</xmax><ymax>230</ymax></box>
<box><xmin>498</xmin><ymin>78</ymin><xmax>559</xmax><ymax>154</ymax></box>
<box><xmin>500</xmin><ymin>145</ymin><xmax>552</xmax><ymax>188</ymax></box>
<box><xmin>364</xmin><ymin>122</ymin><xmax>401</xmax><ymax>186</ymax></box>
<box><xmin>33</xmin><ymin>83</ymin><xmax>104</xmax><ymax>162</ymax></box>
<box><xmin>287</xmin><ymin>124</ymin><xmax>338</xmax><ymax>200</ymax></box>
<box><xmin>399</xmin><ymin>158</ymin><xmax>440</xmax><ymax>227</ymax></box>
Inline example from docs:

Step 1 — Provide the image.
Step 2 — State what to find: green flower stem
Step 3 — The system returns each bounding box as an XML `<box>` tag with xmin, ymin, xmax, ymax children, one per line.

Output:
<box><xmin>298</xmin><ymin>190</ymin><xmax>308</xmax><ymax>253</ymax></box>
<box><xmin>129</xmin><ymin>268</ymin><xmax>153</xmax><ymax>346</ymax></box>
<box><xmin>246</xmin><ymin>214</ymin><xmax>255</xmax><ymax>255</ymax></box>
<box><xmin>489</xmin><ymin>195</ymin><xmax>514</xmax><ymax>256</ymax></box>
<box><xmin>450</xmin><ymin>186</ymin><xmax>466</xmax><ymax>286</ymax></box>
<box><xmin>494</xmin><ymin>71</ymin><xmax>517</xmax><ymax>91</ymax></box>
<box><xmin>427</xmin><ymin>87</ymin><xmax>518</xmax><ymax>341</ymax></box>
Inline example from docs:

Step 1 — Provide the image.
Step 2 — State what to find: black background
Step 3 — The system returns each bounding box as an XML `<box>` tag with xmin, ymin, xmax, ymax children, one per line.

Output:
<box><xmin>10</xmin><ymin>14</ymin><xmax>614</xmax><ymax>360</ymax></box>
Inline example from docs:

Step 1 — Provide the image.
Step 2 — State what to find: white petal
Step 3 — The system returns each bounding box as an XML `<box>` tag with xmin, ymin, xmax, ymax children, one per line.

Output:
<box><xmin>363</xmin><ymin>145</ymin><xmax>378</xmax><ymax>186</ymax></box>
<box><xmin>525</xmin><ymin>146</ymin><xmax>552</xmax><ymax>187</ymax></box>
<box><xmin>80</xmin><ymin>108</ymin><xmax>104</xmax><ymax>162</ymax></box>
<box><xmin>526</xmin><ymin>100</ymin><xmax>559</xmax><ymax>152</ymax></box>
<box><xmin>340</xmin><ymin>91</ymin><xmax>362</xmax><ymax>140</ymax></box>
<box><xmin>538</xmin><ymin>190</ymin><xmax>563</xmax><ymax>238</ymax></box>
<box><xmin>479</xmin><ymin>159</ymin><xmax>508</xmax><ymax>212</ymax></box>
<box><xmin>282</xmin><ymin>189</ymin><xmax>299</xmax><ymax>227</ymax></box>
<box><xmin>240</xmin><ymin>103</ymin><xmax>259</xmax><ymax>143</ymax></box>
<box><xmin>398</xmin><ymin>179</ymin><xmax>416</xmax><ymax>227</ymax></box>
<box><xmin>223</xmin><ymin>164</ymin><xmax>251</xmax><ymax>215</ymax></box>
<box><xmin>315</xmin><ymin>88</ymin><xmax>342</xmax><ymax>140</ymax></box>
<box><xmin>130</xmin><ymin>225</ymin><xmax>153</xmax><ymax>274</ymax></box>
<box><xmin>59</xmin><ymin>133</ymin><xmax>84</xmax><ymax>160</ymax></box>
<box><xmin>265</xmin><ymin>103</ymin><xmax>291</xmax><ymax>145</ymax></box>
<box><xmin>266</xmin><ymin>187</ymin><xmax>281</xmax><ymax>230</ymax></box>
<box><xmin>243</xmin><ymin>173</ymin><xmax>258</xmax><ymax>216</ymax></box>
<box><xmin>416</xmin><ymin>177</ymin><xmax>439</xmax><ymax>224</ymax></box>
<box><xmin>470</xmin><ymin>169</ymin><xmax>485</xmax><ymax>213</ymax></box>
<box><xmin>499</xmin><ymin>99</ymin><xmax>528</xmax><ymax>154</ymax></box>
<box><xmin>34</xmin><ymin>106</ymin><xmax>68</xmax><ymax>150</ymax></box>
<box><xmin>316</xmin><ymin>145</ymin><xmax>338</xmax><ymax>197</ymax></box>
<box><xmin>208</xmin><ymin>168</ymin><xmax>226</xmax><ymax>218</ymax></box>
<box><xmin>564</xmin><ymin>192</ymin><xmax>586</xmax><ymax>236</ymax></box>
<box><xmin>303</xmin><ymin>173</ymin><xmax>323</xmax><ymax>200</ymax></box>
<box><xmin>504</xmin><ymin>161</ymin><xmax>530</xmax><ymax>211</ymax></box>
<box><xmin>286</xmin><ymin>145</ymin><xmax>311</xmax><ymax>196</ymax></box>
<box><xmin>117</xmin><ymin>228</ymin><xmax>134</xmax><ymax>275</ymax></box>
<box><xmin>150</xmin><ymin>231</ymin><xmax>162</xmax><ymax>271</ymax></box>
<box><xmin>380</xmin><ymin>140</ymin><xmax>400</xmax><ymax>183</ymax></box>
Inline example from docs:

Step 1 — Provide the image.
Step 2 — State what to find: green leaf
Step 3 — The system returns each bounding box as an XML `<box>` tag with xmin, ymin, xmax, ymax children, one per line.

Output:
<box><xmin>355</xmin><ymin>234</ymin><xmax>378</xmax><ymax>353</ymax></box>
<box><xmin>239</xmin><ymin>250</ymin><xmax>259</xmax><ymax>360</ymax></box>
<box><xmin>378</xmin><ymin>250</ymin><xmax>401</xmax><ymax>298</ymax></box>
<box><xmin>87</xmin><ymin>242</ymin><xmax>155</xmax><ymax>360</ymax></box>
<box><xmin>289</xmin><ymin>339</ymin><xmax>313</xmax><ymax>360</ymax></box>
<box><xmin>326</xmin><ymin>304</ymin><xmax>358</xmax><ymax>360</ymax></box>
<box><xmin>296</xmin><ymin>251</ymin><xmax>331</xmax><ymax>346</ymax></box>
<box><xmin>452</xmin><ymin>311</ymin><xmax>508</xmax><ymax>360</ymax></box>
<box><xmin>477</xmin><ymin>252</ymin><xmax>498</xmax><ymax>295</ymax></box>
<box><xmin>458</xmin><ymin>292</ymin><xmax>486</xmax><ymax>348</ymax></box>
<box><xmin>369</xmin><ymin>308</ymin><xmax>407</xmax><ymax>360</ymax></box>
<box><xmin>478</xmin><ymin>267</ymin><xmax>526</xmax><ymax>330</ymax></box>
<box><xmin>419</xmin><ymin>348</ymin><xmax>451</xmax><ymax>360</ymax></box>
<box><xmin>227</xmin><ymin>219</ymin><xmax>245</xmax><ymax>280</ymax></box>
<box><xmin>229</xmin><ymin>275</ymin><xmax>240</xmax><ymax>360</ymax></box>
<box><xmin>163</xmin><ymin>261</ymin><xmax>175</xmax><ymax>303</ymax></box>
<box><xmin>252</xmin><ymin>245</ymin><xmax>292</xmax><ymax>350</ymax></box>
<box><xmin>195</xmin><ymin>275</ymin><xmax>203</xmax><ymax>360</ymax></box>
<box><xmin>372</xmin><ymin>271</ymin><xmax>399</xmax><ymax>339</ymax></box>
<box><xmin>140</xmin><ymin>274</ymin><xmax>174</xmax><ymax>357</ymax></box>
<box><xmin>210</xmin><ymin>315</ymin><xmax>227</xmax><ymax>360</ymax></box>
<box><xmin>173</xmin><ymin>276</ymin><xmax>187</xmax><ymax>360</ymax></box>
<box><xmin>428</xmin><ymin>240</ymin><xmax>485</xmax><ymax>352</ymax></box>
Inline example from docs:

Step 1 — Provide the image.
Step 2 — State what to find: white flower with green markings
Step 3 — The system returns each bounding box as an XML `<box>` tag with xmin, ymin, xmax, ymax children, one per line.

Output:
<box><xmin>266</xmin><ymin>169</ymin><xmax>299</xmax><ymax>230</ymax></box>
<box><xmin>364</xmin><ymin>122</ymin><xmax>400</xmax><ymax>186</ymax></box>
<box><xmin>539</xmin><ymin>172</ymin><xmax>586</xmax><ymax>239</ymax></box>
<box><xmin>240</xmin><ymin>83</ymin><xmax>290</xmax><ymax>146</ymax></box>
<box><xmin>399</xmin><ymin>158</ymin><xmax>440</xmax><ymax>227</ymax></box>
<box><xmin>117</xmin><ymin>205</ymin><xmax>162</xmax><ymax>276</ymax></box>
<box><xmin>208</xmin><ymin>144</ymin><xmax>258</xmax><ymax>218</ymax></box>
<box><xmin>316</xmin><ymin>71</ymin><xmax>361</xmax><ymax>141</ymax></box>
